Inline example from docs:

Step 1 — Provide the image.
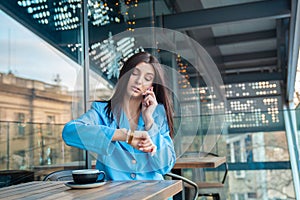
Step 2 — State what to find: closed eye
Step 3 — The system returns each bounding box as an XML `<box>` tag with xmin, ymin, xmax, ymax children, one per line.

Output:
<box><xmin>132</xmin><ymin>68</ymin><xmax>139</xmax><ymax>76</ymax></box>
<box><xmin>145</xmin><ymin>75</ymin><xmax>154</xmax><ymax>81</ymax></box>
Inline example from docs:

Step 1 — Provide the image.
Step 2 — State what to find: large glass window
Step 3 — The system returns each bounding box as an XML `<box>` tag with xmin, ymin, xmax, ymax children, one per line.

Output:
<box><xmin>0</xmin><ymin>8</ymin><xmax>85</xmax><ymax>178</ymax></box>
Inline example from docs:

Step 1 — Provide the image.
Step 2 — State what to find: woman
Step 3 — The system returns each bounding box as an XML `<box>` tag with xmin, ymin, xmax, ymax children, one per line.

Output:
<box><xmin>62</xmin><ymin>51</ymin><xmax>176</xmax><ymax>181</ymax></box>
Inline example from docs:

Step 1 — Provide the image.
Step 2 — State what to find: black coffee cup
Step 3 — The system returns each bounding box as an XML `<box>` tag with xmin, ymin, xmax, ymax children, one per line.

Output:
<box><xmin>72</xmin><ymin>169</ymin><xmax>105</xmax><ymax>184</ymax></box>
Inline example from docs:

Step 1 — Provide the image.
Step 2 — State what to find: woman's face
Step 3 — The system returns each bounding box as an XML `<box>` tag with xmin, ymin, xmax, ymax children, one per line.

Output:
<box><xmin>126</xmin><ymin>62</ymin><xmax>155</xmax><ymax>99</ymax></box>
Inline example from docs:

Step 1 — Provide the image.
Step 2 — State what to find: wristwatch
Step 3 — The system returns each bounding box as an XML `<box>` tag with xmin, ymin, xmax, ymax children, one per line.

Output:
<box><xmin>127</xmin><ymin>130</ymin><xmax>134</xmax><ymax>145</ymax></box>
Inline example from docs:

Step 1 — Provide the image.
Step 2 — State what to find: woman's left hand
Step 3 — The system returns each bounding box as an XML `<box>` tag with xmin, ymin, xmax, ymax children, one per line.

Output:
<box><xmin>131</xmin><ymin>130</ymin><xmax>157</xmax><ymax>156</ymax></box>
<box><xmin>141</xmin><ymin>87</ymin><xmax>157</xmax><ymax>129</ymax></box>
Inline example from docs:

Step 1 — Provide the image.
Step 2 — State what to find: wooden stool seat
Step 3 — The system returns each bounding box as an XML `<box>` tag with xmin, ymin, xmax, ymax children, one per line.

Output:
<box><xmin>197</xmin><ymin>182</ymin><xmax>224</xmax><ymax>188</ymax></box>
<box><xmin>186</xmin><ymin>182</ymin><xmax>224</xmax><ymax>188</ymax></box>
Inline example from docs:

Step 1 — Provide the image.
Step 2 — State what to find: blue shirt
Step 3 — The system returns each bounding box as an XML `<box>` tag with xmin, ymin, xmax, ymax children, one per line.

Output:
<box><xmin>62</xmin><ymin>101</ymin><xmax>176</xmax><ymax>181</ymax></box>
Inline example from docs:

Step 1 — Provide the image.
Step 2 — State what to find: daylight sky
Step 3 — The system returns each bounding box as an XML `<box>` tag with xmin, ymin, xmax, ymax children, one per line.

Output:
<box><xmin>0</xmin><ymin>10</ymin><xmax>81</xmax><ymax>90</ymax></box>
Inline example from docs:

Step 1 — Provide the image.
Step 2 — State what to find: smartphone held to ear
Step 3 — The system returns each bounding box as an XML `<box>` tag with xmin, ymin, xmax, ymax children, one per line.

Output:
<box><xmin>143</xmin><ymin>87</ymin><xmax>153</xmax><ymax>99</ymax></box>
<box><xmin>142</xmin><ymin>87</ymin><xmax>153</xmax><ymax>108</ymax></box>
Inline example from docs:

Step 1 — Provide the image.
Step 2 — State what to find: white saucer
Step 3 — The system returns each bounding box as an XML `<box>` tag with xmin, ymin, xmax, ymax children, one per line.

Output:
<box><xmin>65</xmin><ymin>181</ymin><xmax>106</xmax><ymax>189</ymax></box>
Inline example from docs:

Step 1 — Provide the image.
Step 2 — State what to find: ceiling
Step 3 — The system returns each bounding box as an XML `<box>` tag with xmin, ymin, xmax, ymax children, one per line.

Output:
<box><xmin>123</xmin><ymin>0</ymin><xmax>299</xmax><ymax>103</ymax></box>
<box><xmin>1</xmin><ymin>0</ymin><xmax>299</xmax><ymax>102</ymax></box>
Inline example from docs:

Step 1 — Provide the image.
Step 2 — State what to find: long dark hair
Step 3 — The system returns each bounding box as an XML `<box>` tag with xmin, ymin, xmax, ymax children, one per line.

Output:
<box><xmin>104</xmin><ymin>52</ymin><xmax>174</xmax><ymax>137</ymax></box>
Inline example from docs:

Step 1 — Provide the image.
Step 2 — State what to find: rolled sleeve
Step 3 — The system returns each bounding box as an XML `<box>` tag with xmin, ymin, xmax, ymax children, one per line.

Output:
<box><xmin>62</xmin><ymin>102</ymin><xmax>117</xmax><ymax>156</ymax></box>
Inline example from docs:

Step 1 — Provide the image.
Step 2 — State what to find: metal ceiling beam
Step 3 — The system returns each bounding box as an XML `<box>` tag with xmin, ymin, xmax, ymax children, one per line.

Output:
<box><xmin>163</xmin><ymin>0</ymin><xmax>291</xmax><ymax>31</ymax></box>
<box><xmin>215</xmin><ymin>30</ymin><xmax>276</xmax><ymax>45</ymax></box>
<box><xmin>224</xmin><ymin>65</ymin><xmax>278</xmax><ymax>74</ymax></box>
<box><xmin>174</xmin><ymin>30</ymin><xmax>276</xmax><ymax>48</ymax></box>
<box><xmin>89</xmin><ymin>0</ymin><xmax>291</xmax><ymax>43</ymax></box>
<box><xmin>223</xmin><ymin>50</ymin><xmax>277</xmax><ymax>63</ymax></box>
<box><xmin>224</xmin><ymin>59</ymin><xmax>277</xmax><ymax>68</ymax></box>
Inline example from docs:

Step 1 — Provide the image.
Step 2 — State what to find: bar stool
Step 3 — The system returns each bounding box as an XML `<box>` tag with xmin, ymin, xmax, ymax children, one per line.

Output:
<box><xmin>165</xmin><ymin>172</ymin><xmax>199</xmax><ymax>200</ymax></box>
<box><xmin>196</xmin><ymin>162</ymin><xmax>228</xmax><ymax>200</ymax></box>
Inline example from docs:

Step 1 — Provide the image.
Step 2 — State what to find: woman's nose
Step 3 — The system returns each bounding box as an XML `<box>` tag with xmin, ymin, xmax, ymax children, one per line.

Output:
<box><xmin>135</xmin><ymin>76</ymin><xmax>142</xmax><ymax>84</ymax></box>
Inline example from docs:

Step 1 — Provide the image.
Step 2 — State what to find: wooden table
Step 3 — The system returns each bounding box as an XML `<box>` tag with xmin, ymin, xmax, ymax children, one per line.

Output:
<box><xmin>172</xmin><ymin>154</ymin><xmax>227</xmax><ymax>200</ymax></box>
<box><xmin>174</xmin><ymin>155</ymin><xmax>226</xmax><ymax>169</ymax></box>
<box><xmin>172</xmin><ymin>154</ymin><xmax>227</xmax><ymax>182</ymax></box>
<box><xmin>0</xmin><ymin>180</ymin><xmax>182</xmax><ymax>200</ymax></box>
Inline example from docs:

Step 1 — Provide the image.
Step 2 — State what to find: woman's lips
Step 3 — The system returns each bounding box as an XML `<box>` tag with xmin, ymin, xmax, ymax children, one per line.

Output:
<box><xmin>132</xmin><ymin>86</ymin><xmax>141</xmax><ymax>93</ymax></box>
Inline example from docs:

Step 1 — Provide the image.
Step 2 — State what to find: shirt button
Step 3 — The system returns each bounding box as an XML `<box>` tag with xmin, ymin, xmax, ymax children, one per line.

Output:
<box><xmin>131</xmin><ymin>159</ymin><xmax>137</xmax><ymax>164</ymax></box>
<box><xmin>130</xmin><ymin>173</ymin><xmax>136</xmax><ymax>179</ymax></box>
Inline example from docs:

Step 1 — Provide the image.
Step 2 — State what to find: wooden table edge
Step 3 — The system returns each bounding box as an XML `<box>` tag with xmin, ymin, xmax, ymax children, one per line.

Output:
<box><xmin>144</xmin><ymin>180</ymin><xmax>183</xmax><ymax>200</ymax></box>
<box><xmin>173</xmin><ymin>156</ymin><xmax>226</xmax><ymax>169</ymax></box>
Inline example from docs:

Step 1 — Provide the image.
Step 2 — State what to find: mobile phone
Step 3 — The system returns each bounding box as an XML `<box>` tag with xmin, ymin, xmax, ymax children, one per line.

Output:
<box><xmin>143</xmin><ymin>87</ymin><xmax>152</xmax><ymax>99</ymax></box>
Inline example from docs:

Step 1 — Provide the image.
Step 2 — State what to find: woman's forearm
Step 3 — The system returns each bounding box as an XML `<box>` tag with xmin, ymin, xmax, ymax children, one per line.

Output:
<box><xmin>112</xmin><ymin>128</ymin><xmax>128</xmax><ymax>142</ymax></box>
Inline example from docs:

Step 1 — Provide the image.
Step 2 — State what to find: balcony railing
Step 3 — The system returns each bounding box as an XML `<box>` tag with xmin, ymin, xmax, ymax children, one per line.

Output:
<box><xmin>0</xmin><ymin>121</ymin><xmax>82</xmax><ymax>171</ymax></box>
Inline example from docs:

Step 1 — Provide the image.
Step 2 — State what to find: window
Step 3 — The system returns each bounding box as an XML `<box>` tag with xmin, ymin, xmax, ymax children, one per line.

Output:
<box><xmin>13</xmin><ymin>150</ymin><xmax>27</xmax><ymax>169</ymax></box>
<box><xmin>230</xmin><ymin>193</ymin><xmax>247</xmax><ymax>200</ymax></box>
<box><xmin>247</xmin><ymin>192</ymin><xmax>257</xmax><ymax>198</ymax></box>
<box><xmin>46</xmin><ymin>115</ymin><xmax>55</xmax><ymax>136</ymax></box>
<box><xmin>17</xmin><ymin>113</ymin><xmax>25</xmax><ymax>136</ymax></box>
<box><xmin>238</xmin><ymin>193</ymin><xmax>246</xmax><ymax>200</ymax></box>
<box><xmin>233</xmin><ymin>140</ymin><xmax>245</xmax><ymax>178</ymax></box>
<box><xmin>245</xmin><ymin>135</ymin><xmax>253</xmax><ymax>162</ymax></box>
<box><xmin>227</xmin><ymin>134</ymin><xmax>253</xmax><ymax>178</ymax></box>
<box><xmin>234</xmin><ymin>140</ymin><xmax>241</xmax><ymax>162</ymax></box>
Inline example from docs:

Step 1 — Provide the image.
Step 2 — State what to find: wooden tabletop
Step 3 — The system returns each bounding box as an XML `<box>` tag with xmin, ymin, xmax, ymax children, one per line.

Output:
<box><xmin>174</xmin><ymin>155</ymin><xmax>226</xmax><ymax>169</ymax></box>
<box><xmin>0</xmin><ymin>180</ymin><xmax>182</xmax><ymax>200</ymax></box>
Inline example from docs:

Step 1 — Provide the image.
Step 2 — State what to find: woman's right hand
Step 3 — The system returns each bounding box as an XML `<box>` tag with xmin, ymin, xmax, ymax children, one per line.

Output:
<box><xmin>130</xmin><ymin>130</ymin><xmax>157</xmax><ymax>156</ymax></box>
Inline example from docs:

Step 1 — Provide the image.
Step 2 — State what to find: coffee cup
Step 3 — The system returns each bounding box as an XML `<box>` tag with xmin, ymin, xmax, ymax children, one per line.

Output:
<box><xmin>72</xmin><ymin>169</ymin><xmax>105</xmax><ymax>184</ymax></box>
